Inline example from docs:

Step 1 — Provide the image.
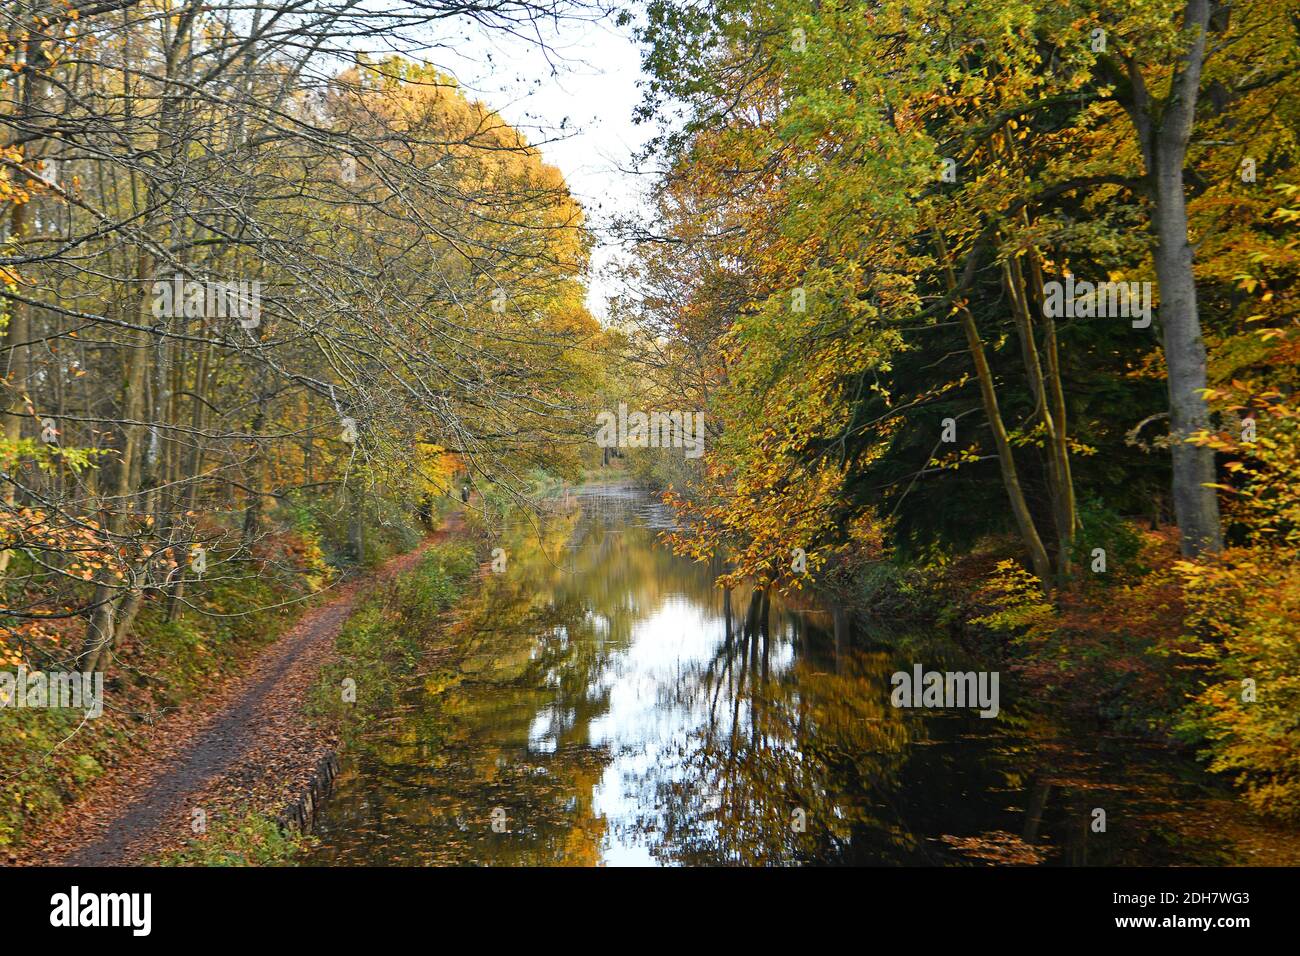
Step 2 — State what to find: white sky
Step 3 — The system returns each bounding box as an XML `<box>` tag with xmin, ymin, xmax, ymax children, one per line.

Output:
<box><xmin>439</xmin><ymin>11</ymin><xmax>656</xmax><ymax>321</ymax></box>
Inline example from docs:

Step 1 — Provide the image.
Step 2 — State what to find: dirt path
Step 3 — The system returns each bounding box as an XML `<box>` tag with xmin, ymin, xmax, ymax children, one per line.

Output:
<box><xmin>16</xmin><ymin>516</ymin><xmax>461</xmax><ymax>867</ymax></box>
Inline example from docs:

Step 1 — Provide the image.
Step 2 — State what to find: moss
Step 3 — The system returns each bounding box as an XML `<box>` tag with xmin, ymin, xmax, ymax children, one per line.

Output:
<box><xmin>152</xmin><ymin>812</ymin><xmax>315</xmax><ymax>866</ymax></box>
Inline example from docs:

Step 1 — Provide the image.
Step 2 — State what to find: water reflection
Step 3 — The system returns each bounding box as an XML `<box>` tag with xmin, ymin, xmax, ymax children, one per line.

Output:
<box><xmin>307</xmin><ymin>483</ymin><xmax>1242</xmax><ymax>866</ymax></box>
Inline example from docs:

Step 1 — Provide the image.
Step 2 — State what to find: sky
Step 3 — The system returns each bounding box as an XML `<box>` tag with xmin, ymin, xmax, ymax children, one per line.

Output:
<box><xmin>436</xmin><ymin>11</ymin><xmax>657</xmax><ymax>321</ymax></box>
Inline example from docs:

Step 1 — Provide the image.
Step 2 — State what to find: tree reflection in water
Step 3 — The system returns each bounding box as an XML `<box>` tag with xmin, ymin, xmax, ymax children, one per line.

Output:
<box><xmin>307</xmin><ymin>484</ymin><xmax>1254</xmax><ymax>866</ymax></box>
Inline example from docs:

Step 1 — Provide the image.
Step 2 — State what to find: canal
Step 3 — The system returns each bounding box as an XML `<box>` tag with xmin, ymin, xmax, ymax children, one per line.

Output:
<box><xmin>307</xmin><ymin>482</ymin><xmax>1247</xmax><ymax>866</ymax></box>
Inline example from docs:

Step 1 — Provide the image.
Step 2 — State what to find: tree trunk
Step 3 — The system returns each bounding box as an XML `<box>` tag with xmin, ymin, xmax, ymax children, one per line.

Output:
<box><xmin>0</xmin><ymin>201</ymin><xmax>31</xmax><ymax>576</ymax></box>
<box><xmin>1004</xmin><ymin>256</ymin><xmax>1068</xmax><ymax>561</ymax></box>
<box><xmin>347</xmin><ymin>482</ymin><xmax>366</xmax><ymax>564</ymax></box>
<box><xmin>1152</xmin><ymin>161</ymin><xmax>1222</xmax><ymax>556</ymax></box>
<box><xmin>0</xmin><ymin>29</ymin><xmax>48</xmax><ymax>575</ymax></box>
<box><xmin>935</xmin><ymin>228</ymin><xmax>1054</xmax><ymax>586</ymax></box>
<box><xmin>1025</xmin><ymin>249</ymin><xmax>1078</xmax><ymax>568</ymax></box>
<box><xmin>1123</xmin><ymin>0</ymin><xmax>1223</xmax><ymax>557</ymax></box>
<box><xmin>997</xmin><ymin>128</ymin><xmax>1078</xmax><ymax>574</ymax></box>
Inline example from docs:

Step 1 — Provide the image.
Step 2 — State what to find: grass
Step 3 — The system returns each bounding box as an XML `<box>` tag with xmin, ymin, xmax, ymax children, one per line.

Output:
<box><xmin>154</xmin><ymin>812</ymin><xmax>315</xmax><ymax>866</ymax></box>
<box><xmin>309</xmin><ymin>541</ymin><xmax>477</xmax><ymax>745</ymax></box>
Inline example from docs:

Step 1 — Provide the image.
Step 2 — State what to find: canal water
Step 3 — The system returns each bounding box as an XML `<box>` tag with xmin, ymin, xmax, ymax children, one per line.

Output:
<box><xmin>307</xmin><ymin>482</ymin><xmax>1246</xmax><ymax>866</ymax></box>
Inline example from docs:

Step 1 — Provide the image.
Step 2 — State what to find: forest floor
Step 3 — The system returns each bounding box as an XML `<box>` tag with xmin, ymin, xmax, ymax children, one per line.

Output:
<box><xmin>12</xmin><ymin>513</ymin><xmax>463</xmax><ymax>866</ymax></box>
